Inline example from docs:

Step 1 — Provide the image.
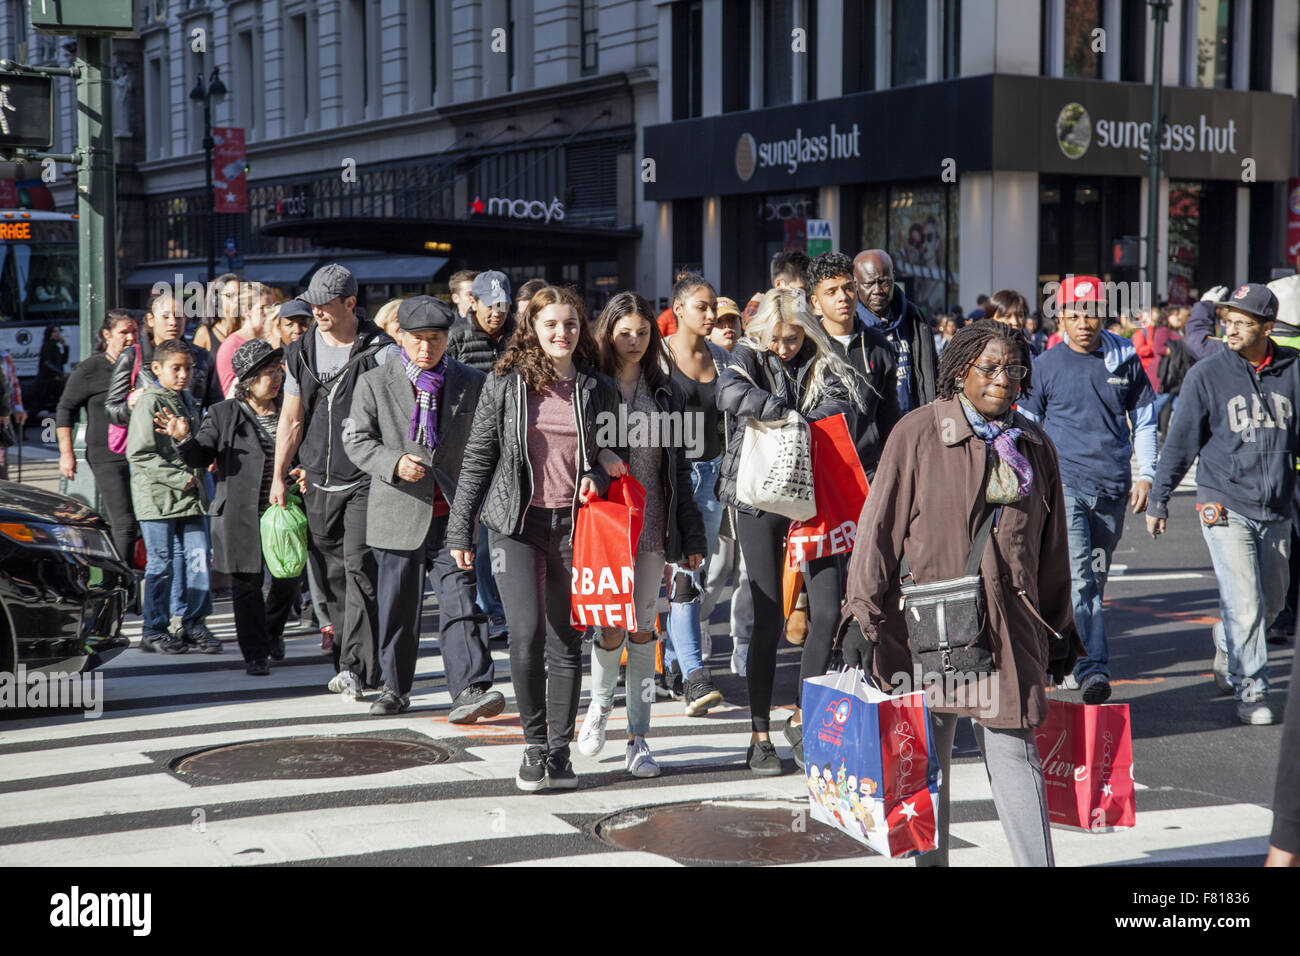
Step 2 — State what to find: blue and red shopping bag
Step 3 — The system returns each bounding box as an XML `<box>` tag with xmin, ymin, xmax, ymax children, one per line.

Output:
<box><xmin>1034</xmin><ymin>698</ymin><xmax>1136</xmax><ymax>831</ymax></box>
<box><xmin>569</xmin><ymin>476</ymin><xmax>646</xmax><ymax>632</ymax></box>
<box><xmin>801</xmin><ymin>668</ymin><xmax>941</xmax><ymax>858</ymax></box>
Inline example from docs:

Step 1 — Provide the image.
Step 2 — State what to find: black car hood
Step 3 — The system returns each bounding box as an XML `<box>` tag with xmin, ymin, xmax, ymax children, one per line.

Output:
<box><xmin>0</xmin><ymin>480</ymin><xmax>108</xmax><ymax>528</ymax></box>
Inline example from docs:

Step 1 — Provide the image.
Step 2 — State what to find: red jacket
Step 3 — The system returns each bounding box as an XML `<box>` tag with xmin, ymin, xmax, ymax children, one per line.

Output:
<box><xmin>1132</xmin><ymin>326</ymin><xmax>1173</xmax><ymax>393</ymax></box>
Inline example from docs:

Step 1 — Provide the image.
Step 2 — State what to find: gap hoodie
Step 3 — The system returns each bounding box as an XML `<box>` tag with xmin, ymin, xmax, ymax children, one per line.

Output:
<box><xmin>1149</xmin><ymin>343</ymin><xmax>1300</xmax><ymax>522</ymax></box>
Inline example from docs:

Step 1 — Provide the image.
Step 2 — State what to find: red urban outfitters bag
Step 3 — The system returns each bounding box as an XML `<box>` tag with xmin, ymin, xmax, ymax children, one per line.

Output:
<box><xmin>1034</xmin><ymin>698</ymin><xmax>1136</xmax><ymax>831</ymax></box>
<box><xmin>786</xmin><ymin>413</ymin><xmax>870</xmax><ymax>567</ymax></box>
<box><xmin>570</xmin><ymin>476</ymin><xmax>646</xmax><ymax>632</ymax></box>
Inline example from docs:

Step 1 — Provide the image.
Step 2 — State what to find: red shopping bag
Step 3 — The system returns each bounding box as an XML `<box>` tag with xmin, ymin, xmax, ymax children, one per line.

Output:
<box><xmin>570</xmin><ymin>476</ymin><xmax>646</xmax><ymax>631</ymax></box>
<box><xmin>1034</xmin><ymin>699</ymin><xmax>1136</xmax><ymax>831</ymax></box>
<box><xmin>786</xmin><ymin>414</ymin><xmax>869</xmax><ymax>567</ymax></box>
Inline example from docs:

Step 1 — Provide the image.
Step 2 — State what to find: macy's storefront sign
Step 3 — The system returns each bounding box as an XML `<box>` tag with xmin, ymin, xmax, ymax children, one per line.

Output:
<box><xmin>469</xmin><ymin>195</ymin><xmax>566</xmax><ymax>224</ymax></box>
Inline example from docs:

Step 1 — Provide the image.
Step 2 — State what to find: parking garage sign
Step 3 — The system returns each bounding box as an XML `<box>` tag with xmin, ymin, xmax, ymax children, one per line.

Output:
<box><xmin>0</xmin><ymin>73</ymin><xmax>54</xmax><ymax>150</ymax></box>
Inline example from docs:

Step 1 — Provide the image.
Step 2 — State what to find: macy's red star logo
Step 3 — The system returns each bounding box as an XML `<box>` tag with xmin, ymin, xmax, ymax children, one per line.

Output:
<box><xmin>470</xmin><ymin>196</ymin><xmax>485</xmax><ymax>214</ymax></box>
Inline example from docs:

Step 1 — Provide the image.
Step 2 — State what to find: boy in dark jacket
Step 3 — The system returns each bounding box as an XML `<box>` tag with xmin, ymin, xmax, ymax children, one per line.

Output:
<box><xmin>1148</xmin><ymin>284</ymin><xmax>1299</xmax><ymax>726</ymax></box>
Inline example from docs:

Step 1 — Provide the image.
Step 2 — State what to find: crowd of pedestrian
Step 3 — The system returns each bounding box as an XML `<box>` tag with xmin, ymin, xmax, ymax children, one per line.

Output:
<box><xmin>47</xmin><ymin>251</ymin><xmax>1299</xmax><ymax>868</ymax></box>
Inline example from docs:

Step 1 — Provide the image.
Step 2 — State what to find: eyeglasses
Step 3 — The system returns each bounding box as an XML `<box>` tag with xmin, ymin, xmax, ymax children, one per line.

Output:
<box><xmin>969</xmin><ymin>363</ymin><xmax>1028</xmax><ymax>381</ymax></box>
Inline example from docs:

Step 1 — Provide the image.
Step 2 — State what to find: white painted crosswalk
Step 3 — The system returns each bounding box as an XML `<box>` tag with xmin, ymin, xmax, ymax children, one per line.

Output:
<box><xmin>0</xmin><ymin>591</ymin><xmax>1274</xmax><ymax>867</ymax></box>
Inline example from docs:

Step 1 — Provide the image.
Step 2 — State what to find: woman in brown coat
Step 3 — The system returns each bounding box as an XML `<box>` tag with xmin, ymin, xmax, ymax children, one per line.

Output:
<box><xmin>841</xmin><ymin>320</ymin><xmax>1084</xmax><ymax>866</ymax></box>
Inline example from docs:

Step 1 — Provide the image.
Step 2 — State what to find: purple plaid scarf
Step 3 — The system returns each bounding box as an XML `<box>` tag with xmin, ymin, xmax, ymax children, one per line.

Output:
<box><xmin>404</xmin><ymin>355</ymin><xmax>446</xmax><ymax>452</ymax></box>
<box><xmin>958</xmin><ymin>394</ymin><xmax>1034</xmax><ymax>503</ymax></box>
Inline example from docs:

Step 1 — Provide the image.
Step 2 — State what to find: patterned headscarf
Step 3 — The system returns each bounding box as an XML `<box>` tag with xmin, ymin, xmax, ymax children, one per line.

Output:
<box><xmin>404</xmin><ymin>354</ymin><xmax>446</xmax><ymax>453</ymax></box>
<box><xmin>958</xmin><ymin>394</ymin><xmax>1034</xmax><ymax>503</ymax></box>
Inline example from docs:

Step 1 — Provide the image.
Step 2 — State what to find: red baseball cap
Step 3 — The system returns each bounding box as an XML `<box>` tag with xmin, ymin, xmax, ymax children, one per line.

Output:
<box><xmin>1059</xmin><ymin>275</ymin><xmax>1105</xmax><ymax>305</ymax></box>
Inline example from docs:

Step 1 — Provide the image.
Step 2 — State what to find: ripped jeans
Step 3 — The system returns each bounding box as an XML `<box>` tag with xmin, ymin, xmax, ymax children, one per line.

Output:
<box><xmin>139</xmin><ymin>516</ymin><xmax>213</xmax><ymax>635</ymax></box>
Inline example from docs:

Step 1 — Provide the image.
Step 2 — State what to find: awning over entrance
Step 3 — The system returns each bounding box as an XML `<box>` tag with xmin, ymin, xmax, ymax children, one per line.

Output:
<box><xmin>122</xmin><ymin>264</ymin><xmax>206</xmax><ymax>289</ymax></box>
<box><xmin>240</xmin><ymin>258</ymin><xmax>321</xmax><ymax>287</ymax></box>
<box><xmin>338</xmin><ymin>256</ymin><xmax>449</xmax><ymax>285</ymax></box>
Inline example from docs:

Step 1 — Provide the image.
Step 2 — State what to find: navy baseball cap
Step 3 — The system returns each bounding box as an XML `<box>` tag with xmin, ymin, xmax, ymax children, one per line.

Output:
<box><xmin>470</xmin><ymin>270</ymin><xmax>511</xmax><ymax>307</ymax></box>
<box><xmin>1218</xmin><ymin>283</ymin><xmax>1278</xmax><ymax>323</ymax></box>
<box><xmin>278</xmin><ymin>298</ymin><xmax>314</xmax><ymax>322</ymax></box>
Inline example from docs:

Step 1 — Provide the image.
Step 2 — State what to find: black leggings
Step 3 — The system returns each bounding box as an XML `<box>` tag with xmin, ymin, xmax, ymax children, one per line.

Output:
<box><xmin>736</xmin><ymin>509</ymin><xmax>843</xmax><ymax>733</ymax></box>
<box><xmin>491</xmin><ymin>506</ymin><xmax>583</xmax><ymax>752</ymax></box>
<box><xmin>88</xmin><ymin>458</ymin><xmax>138</xmax><ymax>564</ymax></box>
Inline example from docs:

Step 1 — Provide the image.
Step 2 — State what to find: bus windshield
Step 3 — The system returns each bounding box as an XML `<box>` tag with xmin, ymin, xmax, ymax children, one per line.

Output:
<box><xmin>0</xmin><ymin>215</ymin><xmax>78</xmax><ymax>325</ymax></box>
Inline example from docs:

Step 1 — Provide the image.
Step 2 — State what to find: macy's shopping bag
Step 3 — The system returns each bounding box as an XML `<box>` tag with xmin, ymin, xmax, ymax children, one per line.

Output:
<box><xmin>786</xmin><ymin>413</ymin><xmax>870</xmax><ymax>567</ymax></box>
<box><xmin>801</xmin><ymin>668</ymin><xmax>941</xmax><ymax>858</ymax></box>
<box><xmin>570</xmin><ymin>476</ymin><xmax>646</xmax><ymax>632</ymax></box>
<box><xmin>1034</xmin><ymin>699</ymin><xmax>1136</xmax><ymax>831</ymax></box>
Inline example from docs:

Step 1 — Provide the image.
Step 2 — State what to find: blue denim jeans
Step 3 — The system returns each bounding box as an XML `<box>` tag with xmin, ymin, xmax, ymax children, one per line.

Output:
<box><xmin>1200</xmin><ymin>511</ymin><xmax>1288</xmax><ymax>700</ymax></box>
<box><xmin>664</xmin><ymin>456</ymin><xmax>724</xmax><ymax>677</ymax></box>
<box><xmin>140</xmin><ymin>516</ymin><xmax>213</xmax><ymax>635</ymax></box>
<box><xmin>1062</xmin><ymin>488</ymin><xmax>1128</xmax><ymax>682</ymax></box>
<box><xmin>475</xmin><ymin>523</ymin><xmax>508</xmax><ymax>637</ymax></box>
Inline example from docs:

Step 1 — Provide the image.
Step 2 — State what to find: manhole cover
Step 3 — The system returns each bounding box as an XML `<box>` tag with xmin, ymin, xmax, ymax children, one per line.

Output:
<box><xmin>593</xmin><ymin>799</ymin><xmax>868</xmax><ymax>864</ymax></box>
<box><xmin>170</xmin><ymin>736</ymin><xmax>451</xmax><ymax>783</ymax></box>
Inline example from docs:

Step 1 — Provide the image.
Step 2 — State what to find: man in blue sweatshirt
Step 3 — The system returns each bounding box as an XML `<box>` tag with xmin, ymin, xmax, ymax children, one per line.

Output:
<box><xmin>1148</xmin><ymin>284</ymin><xmax>1297</xmax><ymax>726</ymax></box>
<box><xmin>1020</xmin><ymin>275</ymin><xmax>1158</xmax><ymax>705</ymax></box>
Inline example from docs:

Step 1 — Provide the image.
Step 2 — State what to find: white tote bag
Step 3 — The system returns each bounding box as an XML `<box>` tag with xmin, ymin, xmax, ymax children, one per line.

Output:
<box><xmin>735</xmin><ymin>410</ymin><xmax>817</xmax><ymax>520</ymax></box>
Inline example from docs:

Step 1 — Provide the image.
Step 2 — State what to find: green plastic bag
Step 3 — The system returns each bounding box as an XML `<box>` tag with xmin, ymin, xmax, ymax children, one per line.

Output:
<box><xmin>260</xmin><ymin>494</ymin><xmax>309</xmax><ymax>578</ymax></box>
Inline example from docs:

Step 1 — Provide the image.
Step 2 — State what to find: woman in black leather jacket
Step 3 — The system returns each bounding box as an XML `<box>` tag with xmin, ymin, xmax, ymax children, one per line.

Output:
<box><xmin>448</xmin><ymin>285</ymin><xmax>626</xmax><ymax>793</ymax></box>
<box><xmin>105</xmin><ymin>290</ymin><xmax>217</xmax><ymax>426</ymax></box>
<box><xmin>716</xmin><ymin>287</ymin><xmax>866</xmax><ymax>776</ymax></box>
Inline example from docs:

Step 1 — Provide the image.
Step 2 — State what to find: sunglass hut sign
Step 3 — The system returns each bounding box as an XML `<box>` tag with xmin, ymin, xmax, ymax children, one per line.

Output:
<box><xmin>735</xmin><ymin>123</ymin><xmax>862</xmax><ymax>182</ymax></box>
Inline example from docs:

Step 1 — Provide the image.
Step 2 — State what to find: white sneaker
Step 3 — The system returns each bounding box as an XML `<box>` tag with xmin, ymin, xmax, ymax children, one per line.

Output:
<box><xmin>626</xmin><ymin>735</ymin><xmax>661</xmax><ymax>778</ymax></box>
<box><xmin>327</xmin><ymin>670</ymin><xmax>361</xmax><ymax>700</ymax></box>
<box><xmin>1237</xmin><ymin>698</ymin><xmax>1274</xmax><ymax>725</ymax></box>
<box><xmin>1061</xmin><ymin>673</ymin><xmax>1080</xmax><ymax>691</ymax></box>
<box><xmin>577</xmin><ymin>700</ymin><xmax>611</xmax><ymax>756</ymax></box>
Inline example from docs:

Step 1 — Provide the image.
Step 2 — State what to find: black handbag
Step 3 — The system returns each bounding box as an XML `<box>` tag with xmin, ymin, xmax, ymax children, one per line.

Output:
<box><xmin>899</xmin><ymin>503</ymin><xmax>998</xmax><ymax>676</ymax></box>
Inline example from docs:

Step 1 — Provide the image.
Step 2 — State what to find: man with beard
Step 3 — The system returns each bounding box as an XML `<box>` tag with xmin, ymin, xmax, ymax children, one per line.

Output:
<box><xmin>852</xmin><ymin>249</ymin><xmax>938</xmax><ymax>416</ymax></box>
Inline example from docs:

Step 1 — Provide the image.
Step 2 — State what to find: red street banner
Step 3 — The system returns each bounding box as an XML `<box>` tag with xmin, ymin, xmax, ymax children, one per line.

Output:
<box><xmin>1287</xmin><ymin>178</ymin><xmax>1300</xmax><ymax>267</ymax></box>
<box><xmin>213</xmin><ymin>127</ymin><xmax>247</xmax><ymax>214</ymax></box>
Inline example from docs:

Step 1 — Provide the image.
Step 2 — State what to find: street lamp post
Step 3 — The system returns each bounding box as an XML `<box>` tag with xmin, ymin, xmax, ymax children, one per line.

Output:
<box><xmin>190</xmin><ymin>67</ymin><xmax>227</xmax><ymax>284</ymax></box>
<box><xmin>1145</xmin><ymin>0</ymin><xmax>1172</xmax><ymax>305</ymax></box>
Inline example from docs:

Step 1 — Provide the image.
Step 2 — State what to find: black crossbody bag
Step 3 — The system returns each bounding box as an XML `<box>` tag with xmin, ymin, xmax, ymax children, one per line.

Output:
<box><xmin>898</xmin><ymin>502</ymin><xmax>999</xmax><ymax>676</ymax></box>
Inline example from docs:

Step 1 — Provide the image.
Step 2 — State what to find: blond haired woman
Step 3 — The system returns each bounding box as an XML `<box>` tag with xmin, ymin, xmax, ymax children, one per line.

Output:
<box><xmin>716</xmin><ymin>287</ymin><xmax>867</xmax><ymax>775</ymax></box>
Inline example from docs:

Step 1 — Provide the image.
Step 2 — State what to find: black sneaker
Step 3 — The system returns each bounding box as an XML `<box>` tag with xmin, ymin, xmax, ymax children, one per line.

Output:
<box><xmin>184</xmin><ymin>623</ymin><xmax>223</xmax><ymax>654</ymax></box>
<box><xmin>268</xmin><ymin>632</ymin><xmax>285</xmax><ymax>661</ymax></box>
<box><xmin>246</xmin><ymin>659</ymin><xmax>270</xmax><ymax>676</ymax></box>
<box><xmin>140</xmin><ymin>631</ymin><xmax>187</xmax><ymax>654</ymax></box>
<box><xmin>655</xmin><ymin>660</ymin><xmax>684</xmax><ymax>700</ymax></box>
<box><xmin>516</xmin><ymin>745</ymin><xmax>547</xmax><ymax>792</ymax></box>
<box><xmin>545</xmin><ymin>747</ymin><xmax>578</xmax><ymax>790</ymax></box>
<box><xmin>683</xmin><ymin>668</ymin><xmax>724</xmax><ymax>716</ymax></box>
<box><xmin>747</xmin><ymin>740</ymin><xmax>784</xmax><ymax>776</ymax></box>
<box><xmin>783</xmin><ymin>718</ymin><xmax>805</xmax><ymax>770</ymax></box>
<box><xmin>369</xmin><ymin>688</ymin><xmax>411</xmax><ymax>716</ymax></box>
<box><xmin>448</xmin><ymin>683</ymin><xmax>507</xmax><ymax>724</ymax></box>
<box><xmin>1080</xmin><ymin>673</ymin><xmax>1112</xmax><ymax>705</ymax></box>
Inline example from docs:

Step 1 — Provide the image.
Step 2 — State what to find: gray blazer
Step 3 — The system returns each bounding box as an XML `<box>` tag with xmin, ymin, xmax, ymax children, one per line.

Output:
<box><xmin>344</xmin><ymin>356</ymin><xmax>487</xmax><ymax>551</ymax></box>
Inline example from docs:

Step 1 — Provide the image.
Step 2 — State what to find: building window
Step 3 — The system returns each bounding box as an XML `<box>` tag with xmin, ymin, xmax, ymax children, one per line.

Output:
<box><xmin>188</xmin><ymin>48</ymin><xmax>205</xmax><ymax>152</ymax></box>
<box><xmin>430</xmin><ymin>1</ymin><xmax>438</xmax><ymax>98</ymax></box>
<box><xmin>506</xmin><ymin>0</ymin><xmax>516</xmax><ymax>91</ymax></box>
<box><xmin>1120</xmin><ymin>0</ymin><xmax>1147</xmax><ymax>82</ymax></box>
<box><xmin>764</xmin><ymin>0</ymin><xmax>796</xmax><ymax>105</ymax></box>
<box><xmin>721</xmin><ymin>0</ymin><xmax>751</xmax><ymax>111</ymax></box>
<box><xmin>672</xmin><ymin>198</ymin><xmax>704</xmax><ymax>277</ymax></box>
<box><xmin>891</xmin><ymin>0</ymin><xmax>927</xmax><ymax>87</ymax></box>
<box><xmin>1184</xmin><ymin>0</ymin><xmax>1233</xmax><ymax>89</ymax></box>
<box><xmin>943</xmin><ymin>0</ymin><xmax>961</xmax><ymax>79</ymax></box>
<box><xmin>360</xmin><ymin>1</ymin><xmax>370</xmax><ymax>108</ymax></box>
<box><xmin>1062</xmin><ymin>0</ymin><xmax>1103</xmax><ymax>78</ymax></box>
<box><xmin>860</xmin><ymin>184</ymin><xmax>958</xmax><ymax>318</ymax></box>
<box><xmin>672</xmin><ymin>1</ymin><xmax>702</xmax><ymax>120</ymax></box>
<box><xmin>1248</xmin><ymin>0</ymin><xmax>1272</xmax><ymax>91</ymax></box>
<box><xmin>843</xmin><ymin>0</ymin><xmax>876</xmax><ymax>93</ymax></box>
<box><xmin>237</xmin><ymin>30</ymin><xmax>256</xmax><ymax>134</ymax></box>
<box><xmin>580</xmin><ymin>0</ymin><xmax>598</xmax><ymax>75</ymax></box>
<box><xmin>146</xmin><ymin>56</ymin><xmax>168</xmax><ymax>159</ymax></box>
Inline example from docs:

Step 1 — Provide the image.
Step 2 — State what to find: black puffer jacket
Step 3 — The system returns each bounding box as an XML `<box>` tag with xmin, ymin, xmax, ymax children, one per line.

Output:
<box><xmin>715</xmin><ymin>340</ymin><xmax>856</xmax><ymax>517</ymax></box>
<box><xmin>634</xmin><ymin>376</ymin><xmax>708</xmax><ymax>563</ymax></box>
<box><xmin>447</xmin><ymin>315</ymin><xmax>517</xmax><ymax>373</ymax></box>
<box><xmin>105</xmin><ymin>338</ymin><xmax>217</xmax><ymax>425</ymax></box>
<box><xmin>445</xmin><ymin>363</ymin><xmax>626</xmax><ymax>552</ymax></box>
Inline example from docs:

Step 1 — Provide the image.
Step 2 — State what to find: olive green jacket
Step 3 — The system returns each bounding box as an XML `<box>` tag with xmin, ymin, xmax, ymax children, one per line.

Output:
<box><xmin>126</xmin><ymin>384</ymin><xmax>207</xmax><ymax>520</ymax></box>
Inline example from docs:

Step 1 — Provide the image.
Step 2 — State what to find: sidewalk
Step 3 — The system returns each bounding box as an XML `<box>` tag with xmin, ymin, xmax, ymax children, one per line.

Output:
<box><xmin>5</xmin><ymin>431</ymin><xmax>62</xmax><ymax>495</ymax></box>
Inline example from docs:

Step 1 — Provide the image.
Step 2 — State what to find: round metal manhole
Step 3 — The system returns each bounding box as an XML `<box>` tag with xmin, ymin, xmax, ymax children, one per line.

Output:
<box><xmin>170</xmin><ymin>736</ymin><xmax>451</xmax><ymax>783</ymax></box>
<box><xmin>593</xmin><ymin>799</ymin><xmax>868</xmax><ymax>864</ymax></box>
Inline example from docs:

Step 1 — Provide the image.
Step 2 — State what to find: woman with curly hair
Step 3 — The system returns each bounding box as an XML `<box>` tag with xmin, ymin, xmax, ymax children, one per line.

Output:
<box><xmin>447</xmin><ymin>285</ymin><xmax>626</xmax><ymax>792</ymax></box>
<box><xmin>841</xmin><ymin>320</ymin><xmax>1084</xmax><ymax>866</ymax></box>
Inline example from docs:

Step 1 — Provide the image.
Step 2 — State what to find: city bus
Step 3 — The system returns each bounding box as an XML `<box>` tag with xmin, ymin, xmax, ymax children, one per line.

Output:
<box><xmin>0</xmin><ymin>209</ymin><xmax>80</xmax><ymax>392</ymax></box>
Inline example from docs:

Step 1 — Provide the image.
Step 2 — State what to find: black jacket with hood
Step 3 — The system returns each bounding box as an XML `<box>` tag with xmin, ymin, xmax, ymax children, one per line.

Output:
<box><xmin>826</xmin><ymin>315</ymin><xmax>899</xmax><ymax>479</ymax></box>
<box><xmin>856</xmin><ymin>284</ymin><xmax>938</xmax><ymax>411</ymax></box>
<box><xmin>105</xmin><ymin>337</ymin><xmax>217</xmax><ymax>425</ymax></box>
<box><xmin>1150</xmin><ymin>342</ymin><xmax>1300</xmax><ymax>522</ymax></box>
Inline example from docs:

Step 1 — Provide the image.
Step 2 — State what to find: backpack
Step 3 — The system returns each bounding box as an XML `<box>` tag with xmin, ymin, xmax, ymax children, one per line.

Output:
<box><xmin>1157</xmin><ymin>338</ymin><xmax>1191</xmax><ymax>394</ymax></box>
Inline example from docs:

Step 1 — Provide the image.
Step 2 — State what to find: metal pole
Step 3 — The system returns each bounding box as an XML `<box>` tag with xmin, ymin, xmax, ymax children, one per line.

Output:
<box><xmin>76</xmin><ymin>36</ymin><xmax>115</xmax><ymax>367</ymax></box>
<box><xmin>204</xmin><ymin>87</ymin><xmax>215</xmax><ymax>283</ymax></box>
<box><xmin>1145</xmin><ymin>0</ymin><xmax>1170</xmax><ymax>304</ymax></box>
